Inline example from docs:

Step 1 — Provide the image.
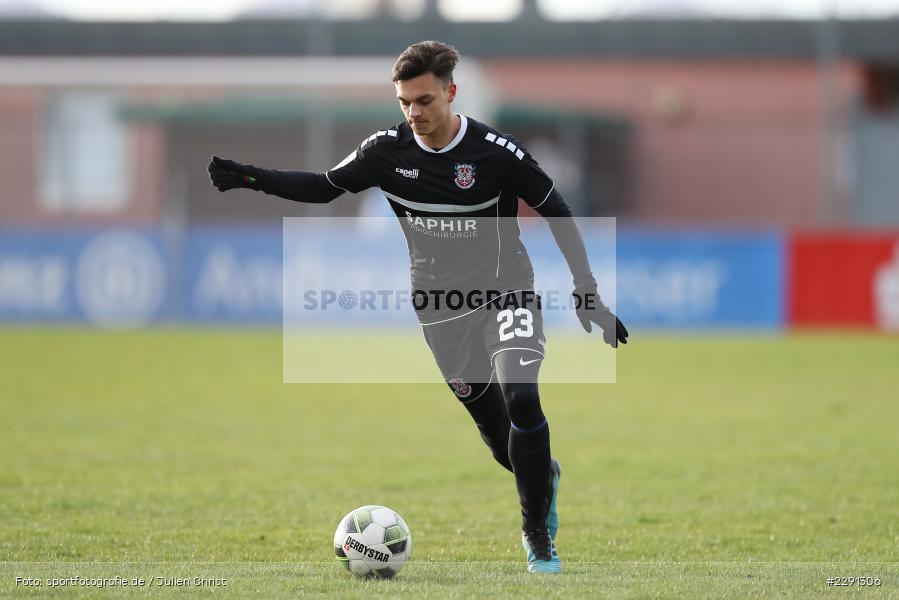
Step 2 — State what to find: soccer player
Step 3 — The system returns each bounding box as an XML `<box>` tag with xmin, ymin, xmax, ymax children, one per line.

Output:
<box><xmin>208</xmin><ymin>41</ymin><xmax>627</xmax><ymax>574</ymax></box>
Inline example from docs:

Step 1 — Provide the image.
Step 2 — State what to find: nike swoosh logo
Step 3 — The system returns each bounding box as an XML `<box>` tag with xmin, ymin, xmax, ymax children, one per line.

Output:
<box><xmin>519</xmin><ymin>357</ymin><xmax>541</xmax><ymax>366</ymax></box>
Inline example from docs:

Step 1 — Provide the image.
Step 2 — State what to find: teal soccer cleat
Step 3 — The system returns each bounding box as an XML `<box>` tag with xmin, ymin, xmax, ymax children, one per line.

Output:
<box><xmin>546</xmin><ymin>458</ymin><xmax>561</xmax><ymax>540</ymax></box>
<box><xmin>522</xmin><ymin>526</ymin><xmax>562</xmax><ymax>574</ymax></box>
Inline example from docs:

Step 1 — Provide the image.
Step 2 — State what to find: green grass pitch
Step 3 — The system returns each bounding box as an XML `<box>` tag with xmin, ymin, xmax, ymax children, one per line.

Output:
<box><xmin>1</xmin><ymin>328</ymin><xmax>897</xmax><ymax>598</ymax></box>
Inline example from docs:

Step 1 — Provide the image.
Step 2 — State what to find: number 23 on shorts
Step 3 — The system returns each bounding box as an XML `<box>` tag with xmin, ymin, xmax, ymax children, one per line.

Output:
<box><xmin>497</xmin><ymin>308</ymin><xmax>534</xmax><ymax>341</ymax></box>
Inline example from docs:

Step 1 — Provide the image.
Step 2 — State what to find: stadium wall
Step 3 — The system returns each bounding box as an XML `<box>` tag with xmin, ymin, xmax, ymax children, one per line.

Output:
<box><xmin>0</xmin><ymin>226</ymin><xmax>868</xmax><ymax>330</ymax></box>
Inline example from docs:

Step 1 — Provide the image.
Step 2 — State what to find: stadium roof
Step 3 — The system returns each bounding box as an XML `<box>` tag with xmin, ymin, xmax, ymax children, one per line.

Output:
<box><xmin>1</xmin><ymin>18</ymin><xmax>899</xmax><ymax>60</ymax></box>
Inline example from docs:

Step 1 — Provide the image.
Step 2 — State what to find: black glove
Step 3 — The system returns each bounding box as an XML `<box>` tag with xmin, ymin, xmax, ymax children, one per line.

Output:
<box><xmin>573</xmin><ymin>285</ymin><xmax>628</xmax><ymax>348</ymax></box>
<box><xmin>207</xmin><ymin>155</ymin><xmax>262</xmax><ymax>192</ymax></box>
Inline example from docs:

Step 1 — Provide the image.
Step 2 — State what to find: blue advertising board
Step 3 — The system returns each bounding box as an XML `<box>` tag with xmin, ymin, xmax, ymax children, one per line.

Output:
<box><xmin>0</xmin><ymin>229</ymin><xmax>167</xmax><ymax>326</ymax></box>
<box><xmin>182</xmin><ymin>227</ymin><xmax>283</xmax><ymax>323</ymax></box>
<box><xmin>617</xmin><ymin>229</ymin><xmax>785</xmax><ymax>328</ymax></box>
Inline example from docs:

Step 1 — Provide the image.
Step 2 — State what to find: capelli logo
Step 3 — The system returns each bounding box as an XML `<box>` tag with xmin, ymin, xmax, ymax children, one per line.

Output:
<box><xmin>395</xmin><ymin>167</ymin><xmax>419</xmax><ymax>179</ymax></box>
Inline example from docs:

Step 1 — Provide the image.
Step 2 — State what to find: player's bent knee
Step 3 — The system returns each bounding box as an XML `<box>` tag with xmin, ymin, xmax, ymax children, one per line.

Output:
<box><xmin>500</xmin><ymin>382</ymin><xmax>545</xmax><ymax>431</ymax></box>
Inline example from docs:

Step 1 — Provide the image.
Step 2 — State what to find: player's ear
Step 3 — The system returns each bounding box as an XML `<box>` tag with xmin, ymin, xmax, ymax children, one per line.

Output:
<box><xmin>447</xmin><ymin>82</ymin><xmax>457</xmax><ymax>103</ymax></box>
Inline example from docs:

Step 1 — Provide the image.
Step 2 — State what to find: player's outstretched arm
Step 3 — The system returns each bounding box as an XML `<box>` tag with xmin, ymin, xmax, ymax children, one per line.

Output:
<box><xmin>535</xmin><ymin>190</ymin><xmax>629</xmax><ymax>348</ymax></box>
<box><xmin>207</xmin><ymin>155</ymin><xmax>344</xmax><ymax>204</ymax></box>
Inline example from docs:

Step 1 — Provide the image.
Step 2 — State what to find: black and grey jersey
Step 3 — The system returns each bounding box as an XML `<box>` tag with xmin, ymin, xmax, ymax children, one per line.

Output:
<box><xmin>326</xmin><ymin>115</ymin><xmax>556</xmax><ymax>296</ymax></box>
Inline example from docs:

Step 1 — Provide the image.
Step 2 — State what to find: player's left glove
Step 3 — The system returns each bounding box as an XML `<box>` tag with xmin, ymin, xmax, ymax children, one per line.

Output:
<box><xmin>207</xmin><ymin>155</ymin><xmax>263</xmax><ymax>192</ymax></box>
<box><xmin>573</xmin><ymin>284</ymin><xmax>628</xmax><ymax>348</ymax></box>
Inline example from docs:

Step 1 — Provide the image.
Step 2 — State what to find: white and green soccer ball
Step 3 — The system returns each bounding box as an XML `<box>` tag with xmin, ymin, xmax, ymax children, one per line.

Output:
<box><xmin>334</xmin><ymin>505</ymin><xmax>412</xmax><ymax>578</ymax></box>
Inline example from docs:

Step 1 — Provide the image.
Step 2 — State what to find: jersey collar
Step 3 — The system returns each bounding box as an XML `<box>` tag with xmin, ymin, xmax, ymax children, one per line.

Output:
<box><xmin>412</xmin><ymin>114</ymin><xmax>468</xmax><ymax>154</ymax></box>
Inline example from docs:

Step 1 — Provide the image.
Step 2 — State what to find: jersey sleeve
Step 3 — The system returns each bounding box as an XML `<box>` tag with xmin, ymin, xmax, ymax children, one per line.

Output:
<box><xmin>325</xmin><ymin>140</ymin><xmax>379</xmax><ymax>194</ymax></box>
<box><xmin>507</xmin><ymin>137</ymin><xmax>556</xmax><ymax>209</ymax></box>
<box><xmin>502</xmin><ymin>134</ymin><xmax>595</xmax><ymax>288</ymax></box>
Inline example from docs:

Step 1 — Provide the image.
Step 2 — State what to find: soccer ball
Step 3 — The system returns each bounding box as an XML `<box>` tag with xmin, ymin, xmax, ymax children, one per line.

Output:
<box><xmin>333</xmin><ymin>505</ymin><xmax>412</xmax><ymax>578</ymax></box>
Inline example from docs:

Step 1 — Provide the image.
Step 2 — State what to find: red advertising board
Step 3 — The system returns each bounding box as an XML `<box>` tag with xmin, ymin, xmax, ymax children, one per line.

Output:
<box><xmin>789</xmin><ymin>232</ymin><xmax>899</xmax><ymax>329</ymax></box>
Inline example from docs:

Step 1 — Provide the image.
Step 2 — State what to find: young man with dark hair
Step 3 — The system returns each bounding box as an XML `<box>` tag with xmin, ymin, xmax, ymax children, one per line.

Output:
<box><xmin>208</xmin><ymin>40</ymin><xmax>627</xmax><ymax>574</ymax></box>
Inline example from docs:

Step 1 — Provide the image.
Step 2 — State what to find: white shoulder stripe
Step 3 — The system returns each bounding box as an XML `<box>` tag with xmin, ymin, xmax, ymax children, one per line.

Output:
<box><xmin>361</xmin><ymin>129</ymin><xmax>398</xmax><ymax>147</ymax></box>
<box><xmin>486</xmin><ymin>131</ymin><xmax>525</xmax><ymax>159</ymax></box>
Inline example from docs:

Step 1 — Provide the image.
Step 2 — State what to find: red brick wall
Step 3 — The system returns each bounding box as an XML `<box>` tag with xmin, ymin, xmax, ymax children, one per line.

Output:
<box><xmin>0</xmin><ymin>59</ymin><xmax>865</xmax><ymax>226</ymax></box>
<box><xmin>483</xmin><ymin>59</ymin><xmax>863</xmax><ymax>225</ymax></box>
<box><xmin>0</xmin><ymin>86</ymin><xmax>164</xmax><ymax>225</ymax></box>
<box><xmin>0</xmin><ymin>88</ymin><xmax>40</xmax><ymax>222</ymax></box>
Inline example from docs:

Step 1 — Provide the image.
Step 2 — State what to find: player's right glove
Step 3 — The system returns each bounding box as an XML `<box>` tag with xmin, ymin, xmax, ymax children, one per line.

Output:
<box><xmin>573</xmin><ymin>284</ymin><xmax>628</xmax><ymax>348</ymax></box>
<box><xmin>207</xmin><ymin>155</ymin><xmax>263</xmax><ymax>192</ymax></box>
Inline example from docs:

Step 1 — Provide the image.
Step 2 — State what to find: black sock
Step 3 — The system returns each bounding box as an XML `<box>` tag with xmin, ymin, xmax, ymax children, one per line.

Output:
<box><xmin>459</xmin><ymin>383</ymin><xmax>513</xmax><ymax>472</ymax></box>
<box><xmin>509</xmin><ymin>420</ymin><xmax>551</xmax><ymax>531</ymax></box>
<box><xmin>494</xmin><ymin>352</ymin><xmax>552</xmax><ymax>531</ymax></box>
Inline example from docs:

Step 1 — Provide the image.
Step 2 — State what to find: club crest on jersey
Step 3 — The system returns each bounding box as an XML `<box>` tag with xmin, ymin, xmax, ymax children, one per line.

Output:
<box><xmin>453</xmin><ymin>163</ymin><xmax>476</xmax><ymax>189</ymax></box>
<box><xmin>448</xmin><ymin>377</ymin><xmax>472</xmax><ymax>398</ymax></box>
